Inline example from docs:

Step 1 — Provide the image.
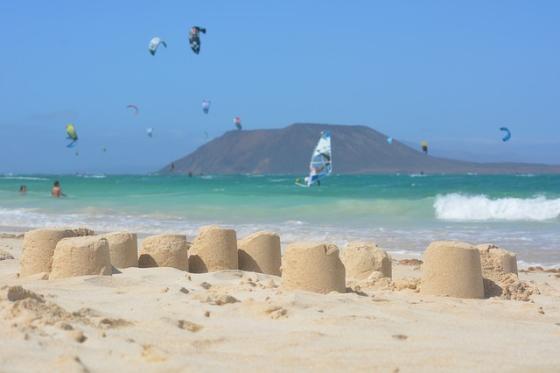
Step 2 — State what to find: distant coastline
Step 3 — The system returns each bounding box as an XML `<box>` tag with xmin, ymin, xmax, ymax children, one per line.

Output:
<box><xmin>159</xmin><ymin>123</ymin><xmax>560</xmax><ymax>175</ymax></box>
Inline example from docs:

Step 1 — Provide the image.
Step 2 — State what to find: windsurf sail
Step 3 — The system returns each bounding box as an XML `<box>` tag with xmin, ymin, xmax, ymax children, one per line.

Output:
<box><xmin>301</xmin><ymin>131</ymin><xmax>332</xmax><ymax>187</ymax></box>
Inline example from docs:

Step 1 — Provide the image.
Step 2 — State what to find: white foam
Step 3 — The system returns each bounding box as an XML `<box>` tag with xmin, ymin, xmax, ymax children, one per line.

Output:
<box><xmin>78</xmin><ymin>174</ymin><xmax>106</xmax><ymax>179</ymax></box>
<box><xmin>0</xmin><ymin>176</ymin><xmax>48</xmax><ymax>181</ymax></box>
<box><xmin>434</xmin><ymin>194</ymin><xmax>560</xmax><ymax>222</ymax></box>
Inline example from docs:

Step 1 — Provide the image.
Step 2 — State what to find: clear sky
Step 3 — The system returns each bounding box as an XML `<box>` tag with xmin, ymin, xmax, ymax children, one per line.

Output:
<box><xmin>1</xmin><ymin>0</ymin><xmax>559</xmax><ymax>173</ymax></box>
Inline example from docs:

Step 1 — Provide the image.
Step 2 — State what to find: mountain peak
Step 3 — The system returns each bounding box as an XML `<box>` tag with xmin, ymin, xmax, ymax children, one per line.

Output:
<box><xmin>160</xmin><ymin>123</ymin><xmax>560</xmax><ymax>175</ymax></box>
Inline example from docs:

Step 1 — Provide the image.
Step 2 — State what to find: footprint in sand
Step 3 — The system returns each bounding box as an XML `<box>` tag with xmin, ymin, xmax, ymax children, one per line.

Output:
<box><xmin>177</xmin><ymin>320</ymin><xmax>203</xmax><ymax>332</ymax></box>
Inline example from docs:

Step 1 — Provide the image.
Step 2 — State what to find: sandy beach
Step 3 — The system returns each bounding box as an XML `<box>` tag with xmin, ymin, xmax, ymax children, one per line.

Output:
<box><xmin>4</xmin><ymin>1</ymin><xmax>560</xmax><ymax>371</ymax></box>
<box><xmin>1</xmin><ymin>230</ymin><xmax>559</xmax><ymax>372</ymax></box>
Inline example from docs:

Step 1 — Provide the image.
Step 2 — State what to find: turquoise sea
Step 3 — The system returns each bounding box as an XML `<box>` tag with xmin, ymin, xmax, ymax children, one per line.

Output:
<box><xmin>1</xmin><ymin>174</ymin><xmax>559</xmax><ymax>266</ymax></box>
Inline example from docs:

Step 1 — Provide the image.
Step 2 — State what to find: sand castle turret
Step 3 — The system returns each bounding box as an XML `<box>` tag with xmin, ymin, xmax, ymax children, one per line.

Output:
<box><xmin>20</xmin><ymin>228</ymin><xmax>79</xmax><ymax>277</ymax></box>
<box><xmin>476</xmin><ymin>243</ymin><xmax>520</xmax><ymax>298</ymax></box>
<box><xmin>238</xmin><ymin>231</ymin><xmax>281</xmax><ymax>275</ymax></box>
<box><xmin>138</xmin><ymin>234</ymin><xmax>188</xmax><ymax>270</ymax></box>
<box><xmin>476</xmin><ymin>244</ymin><xmax>518</xmax><ymax>277</ymax></box>
<box><xmin>282</xmin><ymin>242</ymin><xmax>346</xmax><ymax>294</ymax></box>
<box><xmin>101</xmin><ymin>232</ymin><xmax>138</xmax><ymax>268</ymax></box>
<box><xmin>49</xmin><ymin>236</ymin><xmax>112</xmax><ymax>279</ymax></box>
<box><xmin>341</xmin><ymin>241</ymin><xmax>392</xmax><ymax>280</ymax></box>
<box><xmin>189</xmin><ymin>226</ymin><xmax>238</xmax><ymax>273</ymax></box>
<box><xmin>421</xmin><ymin>241</ymin><xmax>484</xmax><ymax>299</ymax></box>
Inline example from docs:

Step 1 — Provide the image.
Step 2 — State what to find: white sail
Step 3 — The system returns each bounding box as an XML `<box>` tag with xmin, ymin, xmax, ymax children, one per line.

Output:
<box><xmin>305</xmin><ymin>131</ymin><xmax>332</xmax><ymax>186</ymax></box>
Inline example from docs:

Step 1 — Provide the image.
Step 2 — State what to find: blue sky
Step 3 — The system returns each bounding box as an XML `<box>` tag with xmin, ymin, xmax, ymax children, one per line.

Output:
<box><xmin>1</xmin><ymin>0</ymin><xmax>559</xmax><ymax>173</ymax></box>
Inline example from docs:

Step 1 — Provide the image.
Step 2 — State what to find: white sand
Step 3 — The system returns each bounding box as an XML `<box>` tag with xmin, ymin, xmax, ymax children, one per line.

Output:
<box><xmin>1</xmin><ymin>235</ymin><xmax>559</xmax><ymax>372</ymax></box>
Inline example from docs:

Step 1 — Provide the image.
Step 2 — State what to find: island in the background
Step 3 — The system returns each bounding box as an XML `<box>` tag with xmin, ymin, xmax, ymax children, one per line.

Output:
<box><xmin>160</xmin><ymin>123</ymin><xmax>560</xmax><ymax>175</ymax></box>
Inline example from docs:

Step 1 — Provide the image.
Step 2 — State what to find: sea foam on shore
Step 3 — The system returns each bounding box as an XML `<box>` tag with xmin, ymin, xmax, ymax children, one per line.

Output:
<box><xmin>434</xmin><ymin>193</ymin><xmax>560</xmax><ymax>221</ymax></box>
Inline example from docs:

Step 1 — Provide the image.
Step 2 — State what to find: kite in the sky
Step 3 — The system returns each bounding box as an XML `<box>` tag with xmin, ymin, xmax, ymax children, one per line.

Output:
<box><xmin>500</xmin><ymin>127</ymin><xmax>511</xmax><ymax>142</ymax></box>
<box><xmin>148</xmin><ymin>37</ymin><xmax>167</xmax><ymax>55</ymax></box>
<box><xmin>126</xmin><ymin>104</ymin><xmax>139</xmax><ymax>115</ymax></box>
<box><xmin>387</xmin><ymin>137</ymin><xmax>393</xmax><ymax>144</ymax></box>
<box><xmin>66</xmin><ymin>124</ymin><xmax>78</xmax><ymax>148</ymax></box>
<box><xmin>202</xmin><ymin>99</ymin><xmax>210</xmax><ymax>114</ymax></box>
<box><xmin>146</xmin><ymin>128</ymin><xmax>153</xmax><ymax>137</ymax></box>
<box><xmin>233</xmin><ymin>116</ymin><xmax>242</xmax><ymax>130</ymax></box>
<box><xmin>188</xmin><ymin>26</ymin><xmax>206</xmax><ymax>54</ymax></box>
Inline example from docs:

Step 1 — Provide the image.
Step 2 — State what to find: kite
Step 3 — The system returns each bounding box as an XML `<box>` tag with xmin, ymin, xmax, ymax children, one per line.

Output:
<box><xmin>188</xmin><ymin>26</ymin><xmax>206</xmax><ymax>54</ymax></box>
<box><xmin>500</xmin><ymin>127</ymin><xmax>511</xmax><ymax>142</ymax></box>
<box><xmin>233</xmin><ymin>116</ymin><xmax>242</xmax><ymax>130</ymax></box>
<box><xmin>148</xmin><ymin>37</ymin><xmax>167</xmax><ymax>55</ymax></box>
<box><xmin>66</xmin><ymin>124</ymin><xmax>78</xmax><ymax>148</ymax></box>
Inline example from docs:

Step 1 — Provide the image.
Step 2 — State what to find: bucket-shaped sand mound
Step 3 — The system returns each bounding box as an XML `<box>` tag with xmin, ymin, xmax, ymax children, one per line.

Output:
<box><xmin>138</xmin><ymin>234</ymin><xmax>188</xmax><ymax>270</ymax></box>
<box><xmin>101</xmin><ymin>232</ymin><xmax>138</xmax><ymax>268</ymax></box>
<box><xmin>476</xmin><ymin>243</ymin><xmax>520</xmax><ymax>298</ymax></box>
<box><xmin>49</xmin><ymin>236</ymin><xmax>112</xmax><ymax>279</ymax></box>
<box><xmin>238</xmin><ymin>231</ymin><xmax>281</xmax><ymax>275</ymax></box>
<box><xmin>477</xmin><ymin>244</ymin><xmax>518</xmax><ymax>277</ymax></box>
<box><xmin>341</xmin><ymin>241</ymin><xmax>392</xmax><ymax>280</ymax></box>
<box><xmin>189</xmin><ymin>226</ymin><xmax>238</xmax><ymax>273</ymax></box>
<box><xmin>421</xmin><ymin>241</ymin><xmax>484</xmax><ymax>299</ymax></box>
<box><xmin>20</xmin><ymin>228</ymin><xmax>78</xmax><ymax>277</ymax></box>
<box><xmin>282</xmin><ymin>242</ymin><xmax>346</xmax><ymax>294</ymax></box>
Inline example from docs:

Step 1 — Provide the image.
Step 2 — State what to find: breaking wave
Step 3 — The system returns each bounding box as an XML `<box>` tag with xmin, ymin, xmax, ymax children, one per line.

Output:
<box><xmin>434</xmin><ymin>194</ymin><xmax>560</xmax><ymax>221</ymax></box>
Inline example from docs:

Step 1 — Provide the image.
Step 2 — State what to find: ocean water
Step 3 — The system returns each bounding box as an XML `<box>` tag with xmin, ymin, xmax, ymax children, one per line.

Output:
<box><xmin>1</xmin><ymin>174</ymin><xmax>559</xmax><ymax>267</ymax></box>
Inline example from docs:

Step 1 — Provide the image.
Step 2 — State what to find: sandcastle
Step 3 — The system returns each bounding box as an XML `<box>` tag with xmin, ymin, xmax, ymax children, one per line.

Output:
<box><xmin>477</xmin><ymin>243</ymin><xmax>518</xmax><ymax>277</ymax></box>
<box><xmin>476</xmin><ymin>243</ymin><xmax>527</xmax><ymax>299</ymax></box>
<box><xmin>189</xmin><ymin>226</ymin><xmax>238</xmax><ymax>273</ymax></box>
<box><xmin>282</xmin><ymin>242</ymin><xmax>346</xmax><ymax>294</ymax></box>
<box><xmin>340</xmin><ymin>241</ymin><xmax>392</xmax><ymax>280</ymax></box>
<box><xmin>49</xmin><ymin>236</ymin><xmax>112</xmax><ymax>279</ymax></box>
<box><xmin>238</xmin><ymin>231</ymin><xmax>281</xmax><ymax>275</ymax></box>
<box><xmin>138</xmin><ymin>234</ymin><xmax>188</xmax><ymax>270</ymax></box>
<box><xmin>421</xmin><ymin>241</ymin><xmax>484</xmax><ymax>299</ymax></box>
<box><xmin>101</xmin><ymin>232</ymin><xmax>138</xmax><ymax>268</ymax></box>
<box><xmin>20</xmin><ymin>228</ymin><xmax>82</xmax><ymax>277</ymax></box>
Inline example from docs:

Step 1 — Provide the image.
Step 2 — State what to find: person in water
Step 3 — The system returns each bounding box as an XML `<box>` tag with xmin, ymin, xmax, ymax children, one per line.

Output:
<box><xmin>19</xmin><ymin>185</ymin><xmax>27</xmax><ymax>194</ymax></box>
<box><xmin>51</xmin><ymin>181</ymin><xmax>64</xmax><ymax>198</ymax></box>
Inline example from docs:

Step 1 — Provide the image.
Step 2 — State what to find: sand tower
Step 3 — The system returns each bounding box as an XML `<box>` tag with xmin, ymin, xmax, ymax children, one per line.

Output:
<box><xmin>101</xmin><ymin>232</ymin><xmax>138</xmax><ymax>268</ymax></box>
<box><xmin>476</xmin><ymin>243</ymin><xmax>518</xmax><ymax>277</ymax></box>
<box><xmin>189</xmin><ymin>226</ymin><xmax>238</xmax><ymax>273</ymax></box>
<box><xmin>138</xmin><ymin>234</ymin><xmax>188</xmax><ymax>270</ymax></box>
<box><xmin>476</xmin><ymin>243</ymin><xmax>519</xmax><ymax>297</ymax></box>
<box><xmin>421</xmin><ymin>241</ymin><xmax>484</xmax><ymax>299</ymax></box>
<box><xmin>340</xmin><ymin>241</ymin><xmax>392</xmax><ymax>280</ymax></box>
<box><xmin>20</xmin><ymin>228</ymin><xmax>78</xmax><ymax>277</ymax></box>
<box><xmin>282</xmin><ymin>242</ymin><xmax>346</xmax><ymax>294</ymax></box>
<box><xmin>49</xmin><ymin>236</ymin><xmax>112</xmax><ymax>279</ymax></box>
<box><xmin>238</xmin><ymin>231</ymin><xmax>281</xmax><ymax>275</ymax></box>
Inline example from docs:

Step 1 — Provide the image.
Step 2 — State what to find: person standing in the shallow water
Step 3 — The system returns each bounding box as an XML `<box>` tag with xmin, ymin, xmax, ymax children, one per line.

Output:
<box><xmin>51</xmin><ymin>181</ymin><xmax>64</xmax><ymax>198</ymax></box>
<box><xmin>19</xmin><ymin>185</ymin><xmax>27</xmax><ymax>194</ymax></box>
